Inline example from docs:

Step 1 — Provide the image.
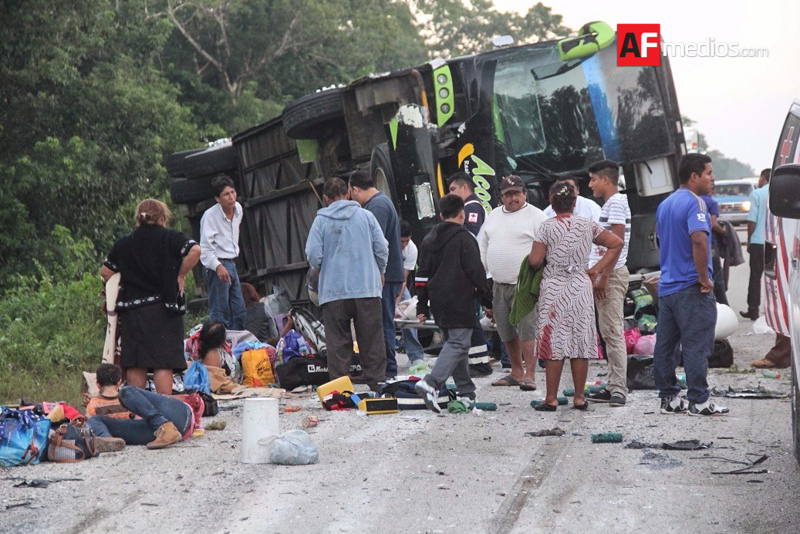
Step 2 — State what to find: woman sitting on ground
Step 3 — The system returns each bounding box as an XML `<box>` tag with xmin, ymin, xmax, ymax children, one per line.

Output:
<box><xmin>87</xmin><ymin>363</ymin><xmax>193</xmax><ymax>450</ymax></box>
<box><xmin>198</xmin><ymin>319</ymin><xmax>242</xmax><ymax>382</ymax></box>
<box><xmin>528</xmin><ymin>181</ymin><xmax>622</xmax><ymax>411</ymax></box>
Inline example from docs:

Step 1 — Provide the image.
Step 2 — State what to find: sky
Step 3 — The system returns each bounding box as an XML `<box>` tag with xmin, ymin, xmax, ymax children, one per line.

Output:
<box><xmin>494</xmin><ymin>0</ymin><xmax>799</xmax><ymax>175</ymax></box>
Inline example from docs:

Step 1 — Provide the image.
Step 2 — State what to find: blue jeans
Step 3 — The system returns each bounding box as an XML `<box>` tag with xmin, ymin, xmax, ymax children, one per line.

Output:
<box><xmin>653</xmin><ymin>286</ymin><xmax>717</xmax><ymax>404</ymax></box>
<box><xmin>488</xmin><ymin>332</ymin><xmax>511</xmax><ymax>366</ymax></box>
<box><xmin>204</xmin><ymin>259</ymin><xmax>246</xmax><ymax>330</ymax></box>
<box><xmin>400</xmin><ymin>288</ymin><xmax>424</xmax><ymax>363</ymax></box>
<box><xmin>88</xmin><ymin>386</ymin><xmax>192</xmax><ymax>446</ymax></box>
<box><xmin>381</xmin><ymin>282</ymin><xmax>402</xmax><ymax>377</ymax></box>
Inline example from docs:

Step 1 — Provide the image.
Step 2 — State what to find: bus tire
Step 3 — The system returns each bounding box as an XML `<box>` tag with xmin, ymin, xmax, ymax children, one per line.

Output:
<box><xmin>183</xmin><ymin>145</ymin><xmax>237</xmax><ymax>180</ymax></box>
<box><xmin>169</xmin><ymin>176</ymin><xmax>215</xmax><ymax>205</ymax></box>
<box><xmin>369</xmin><ymin>143</ymin><xmax>397</xmax><ymax>202</ymax></box>
<box><xmin>165</xmin><ymin>148</ymin><xmax>205</xmax><ymax>178</ymax></box>
<box><xmin>282</xmin><ymin>89</ymin><xmax>344</xmax><ymax>139</ymax></box>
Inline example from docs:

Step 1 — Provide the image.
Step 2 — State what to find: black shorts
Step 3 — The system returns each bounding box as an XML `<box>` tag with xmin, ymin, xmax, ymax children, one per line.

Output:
<box><xmin>119</xmin><ymin>303</ymin><xmax>187</xmax><ymax>372</ymax></box>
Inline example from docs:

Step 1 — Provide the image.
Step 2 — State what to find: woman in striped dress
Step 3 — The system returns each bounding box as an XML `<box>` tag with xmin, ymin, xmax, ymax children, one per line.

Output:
<box><xmin>528</xmin><ymin>181</ymin><xmax>622</xmax><ymax>411</ymax></box>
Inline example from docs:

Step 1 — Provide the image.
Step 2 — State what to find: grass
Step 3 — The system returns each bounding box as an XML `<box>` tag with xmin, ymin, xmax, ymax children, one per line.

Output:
<box><xmin>0</xmin><ymin>270</ymin><xmax>207</xmax><ymax>410</ymax></box>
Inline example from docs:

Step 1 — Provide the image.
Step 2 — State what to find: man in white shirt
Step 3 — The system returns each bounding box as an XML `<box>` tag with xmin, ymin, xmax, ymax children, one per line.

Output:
<box><xmin>543</xmin><ymin>176</ymin><xmax>601</xmax><ymax>222</ymax></box>
<box><xmin>398</xmin><ymin>221</ymin><xmax>429</xmax><ymax>373</ymax></box>
<box><xmin>480</xmin><ymin>175</ymin><xmax>547</xmax><ymax>391</ymax></box>
<box><xmin>200</xmin><ymin>175</ymin><xmax>247</xmax><ymax>330</ymax></box>
<box><xmin>585</xmin><ymin>160</ymin><xmax>631</xmax><ymax>406</ymax></box>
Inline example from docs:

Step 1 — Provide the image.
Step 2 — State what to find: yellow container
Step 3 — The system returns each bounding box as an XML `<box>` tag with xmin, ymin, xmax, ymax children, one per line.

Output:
<box><xmin>357</xmin><ymin>397</ymin><xmax>399</xmax><ymax>415</ymax></box>
<box><xmin>316</xmin><ymin>375</ymin><xmax>354</xmax><ymax>405</ymax></box>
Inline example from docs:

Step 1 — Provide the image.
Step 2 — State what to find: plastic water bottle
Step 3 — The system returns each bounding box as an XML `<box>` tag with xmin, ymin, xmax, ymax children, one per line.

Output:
<box><xmin>761</xmin><ymin>369</ymin><xmax>781</xmax><ymax>379</ymax></box>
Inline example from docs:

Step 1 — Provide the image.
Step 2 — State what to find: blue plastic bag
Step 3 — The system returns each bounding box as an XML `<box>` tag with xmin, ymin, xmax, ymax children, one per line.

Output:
<box><xmin>0</xmin><ymin>409</ymin><xmax>51</xmax><ymax>467</ymax></box>
<box><xmin>183</xmin><ymin>360</ymin><xmax>211</xmax><ymax>395</ymax></box>
<box><xmin>277</xmin><ymin>330</ymin><xmax>311</xmax><ymax>363</ymax></box>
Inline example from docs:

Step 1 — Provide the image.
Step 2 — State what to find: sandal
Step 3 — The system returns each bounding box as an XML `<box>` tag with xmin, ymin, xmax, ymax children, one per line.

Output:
<box><xmin>492</xmin><ymin>374</ymin><xmax>522</xmax><ymax>387</ymax></box>
<box><xmin>534</xmin><ymin>403</ymin><xmax>557</xmax><ymax>412</ymax></box>
<box><xmin>572</xmin><ymin>401</ymin><xmax>589</xmax><ymax>411</ymax></box>
<box><xmin>519</xmin><ymin>378</ymin><xmax>537</xmax><ymax>391</ymax></box>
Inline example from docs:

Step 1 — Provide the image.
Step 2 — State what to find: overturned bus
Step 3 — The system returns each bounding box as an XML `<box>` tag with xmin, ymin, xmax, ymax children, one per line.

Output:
<box><xmin>167</xmin><ymin>21</ymin><xmax>688</xmax><ymax>305</ymax></box>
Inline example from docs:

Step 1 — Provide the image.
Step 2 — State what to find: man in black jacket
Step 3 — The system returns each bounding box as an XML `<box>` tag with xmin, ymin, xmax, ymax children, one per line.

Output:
<box><xmin>414</xmin><ymin>194</ymin><xmax>493</xmax><ymax>412</ymax></box>
<box><xmin>448</xmin><ymin>172</ymin><xmax>494</xmax><ymax>378</ymax></box>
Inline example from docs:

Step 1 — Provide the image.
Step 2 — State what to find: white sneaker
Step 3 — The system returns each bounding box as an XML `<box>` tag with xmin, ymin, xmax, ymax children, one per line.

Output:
<box><xmin>413</xmin><ymin>380</ymin><xmax>442</xmax><ymax>413</ymax></box>
<box><xmin>660</xmin><ymin>395</ymin><xmax>689</xmax><ymax>414</ymax></box>
<box><xmin>688</xmin><ymin>399</ymin><xmax>729</xmax><ymax>416</ymax></box>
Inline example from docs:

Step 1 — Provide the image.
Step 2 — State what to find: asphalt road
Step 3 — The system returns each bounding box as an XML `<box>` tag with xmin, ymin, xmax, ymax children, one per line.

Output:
<box><xmin>1</xmin><ymin>235</ymin><xmax>798</xmax><ymax>534</ymax></box>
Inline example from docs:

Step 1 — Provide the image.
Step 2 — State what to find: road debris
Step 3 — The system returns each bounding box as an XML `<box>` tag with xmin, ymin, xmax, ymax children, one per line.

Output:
<box><xmin>525</xmin><ymin>427</ymin><xmax>566</xmax><ymax>437</ymax></box>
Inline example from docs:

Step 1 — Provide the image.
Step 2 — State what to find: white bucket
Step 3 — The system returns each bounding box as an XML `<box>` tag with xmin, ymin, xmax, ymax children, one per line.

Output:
<box><xmin>240</xmin><ymin>398</ymin><xmax>279</xmax><ymax>464</ymax></box>
<box><xmin>714</xmin><ymin>303</ymin><xmax>737</xmax><ymax>340</ymax></box>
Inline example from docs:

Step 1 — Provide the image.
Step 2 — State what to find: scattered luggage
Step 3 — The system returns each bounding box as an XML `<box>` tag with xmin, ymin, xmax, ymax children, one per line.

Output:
<box><xmin>0</xmin><ymin>408</ymin><xmax>50</xmax><ymax>467</ymax></box>
<box><xmin>46</xmin><ymin>422</ymin><xmax>99</xmax><ymax>463</ymax></box>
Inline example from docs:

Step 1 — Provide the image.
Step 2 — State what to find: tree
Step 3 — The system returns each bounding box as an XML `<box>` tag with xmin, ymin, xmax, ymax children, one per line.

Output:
<box><xmin>411</xmin><ymin>0</ymin><xmax>570</xmax><ymax>58</ymax></box>
<box><xmin>0</xmin><ymin>0</ymin><xmax>200</xmax><ymax>287</ymax></box>
<box><xmin>149</xmin><ymin>0</ymin><xmax>427</xmax><ymax>108</ymax></box>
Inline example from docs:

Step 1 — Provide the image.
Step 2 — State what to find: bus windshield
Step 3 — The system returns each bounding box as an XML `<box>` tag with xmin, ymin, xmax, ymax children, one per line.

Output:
<box><xmin>491</xmin><ymin>43</ymin><xmax>672</xmax><ymax>174</ymax></box>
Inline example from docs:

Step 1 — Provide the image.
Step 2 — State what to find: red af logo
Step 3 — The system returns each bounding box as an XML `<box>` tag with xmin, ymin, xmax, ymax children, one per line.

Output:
<box><xmin>617</xmin><ymin>24</ymin><xmax>661</xmax><ymax>66</ymax></box>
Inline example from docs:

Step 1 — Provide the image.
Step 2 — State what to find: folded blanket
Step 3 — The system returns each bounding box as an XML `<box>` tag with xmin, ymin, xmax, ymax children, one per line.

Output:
<box><xmin>510</xmin><ymin>256</ymin><xmax>545</xmax><ymax>325</ymax></box>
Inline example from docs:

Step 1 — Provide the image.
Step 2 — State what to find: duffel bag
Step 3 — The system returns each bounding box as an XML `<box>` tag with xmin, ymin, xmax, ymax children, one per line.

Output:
<box><xmin>380</xmin><ymin>379</ymin><xmax>455</xmax><ymax>410</ymax></box>
<box><xmin>276</xmin><ymin>356</ymin><xmax>331</xmax><ymax>391</ymax></box>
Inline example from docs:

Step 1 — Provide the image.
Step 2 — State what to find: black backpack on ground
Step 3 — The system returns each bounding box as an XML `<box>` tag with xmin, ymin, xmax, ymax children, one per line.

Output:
<box><xmin>380</xmin><ymin>379</ymin><xmax>455</xmax><ymax>410</ymax></box>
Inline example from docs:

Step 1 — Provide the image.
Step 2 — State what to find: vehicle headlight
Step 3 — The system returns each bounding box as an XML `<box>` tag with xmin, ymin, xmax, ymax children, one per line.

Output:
<box><xmin>742</xmin><ymin>200</ymin><xmax>751</xmax><ymax>211</ymax></box>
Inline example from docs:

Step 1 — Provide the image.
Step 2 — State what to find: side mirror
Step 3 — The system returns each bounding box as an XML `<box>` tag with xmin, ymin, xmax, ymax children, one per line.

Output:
<box><xmin>769</xmin><ymin>164</ymin><xmax>800</xmax><ymax>219</ymax></box>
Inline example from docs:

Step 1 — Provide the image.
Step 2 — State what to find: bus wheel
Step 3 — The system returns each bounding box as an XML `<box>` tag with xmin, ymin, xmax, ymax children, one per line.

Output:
<box><xmin>282</xmin><ymin>88</ymin><xmax>344</xmax><ymax>139</ymax></box>
<box><xmin>370</xmin><ymin>143</ymin><xmax>397</xmax><ymax>202</ymax></box>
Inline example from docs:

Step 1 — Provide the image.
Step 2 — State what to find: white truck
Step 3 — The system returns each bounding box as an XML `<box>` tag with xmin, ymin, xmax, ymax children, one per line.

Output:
<box><xmin>765</xmin><ymin>99</ymin><xmax>800</xmax><ymax>463</ymax></box>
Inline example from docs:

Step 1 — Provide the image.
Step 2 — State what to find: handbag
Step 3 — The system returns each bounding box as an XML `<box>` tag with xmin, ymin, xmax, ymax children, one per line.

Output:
<box><xmin>47</xmin><ymin>421</ymin><xmax>99</xmax><ymax>463</ymax></box>
<box><xmin>0</xmin><ymin>408</ymin><xmax>51</xmax><ymax>467</ymax></box>
<box><xmin>199</xmin><ymin>391</ymin><xmax>219</xmax><ymax>417</ymax></box>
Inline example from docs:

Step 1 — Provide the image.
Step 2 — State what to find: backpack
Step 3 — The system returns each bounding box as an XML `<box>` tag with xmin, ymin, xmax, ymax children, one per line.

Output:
<box><xmin>0</xmin><ymin>408</ymin><xmax>51</xmax><ymax>467</ymax></box>
<box><xmin>47</xmin><ymin>422</ymin><xmax>99</xmax><ymax>463</ymax></box>
<box><xmin>708</xmin><ymin>339</ymin><xmax>734</xmax><ymax>368</ymax></box>
<box><xmin>291</xmin><ymin>307</ymin><xmax>327</xmax><ymax>358</ymax></box>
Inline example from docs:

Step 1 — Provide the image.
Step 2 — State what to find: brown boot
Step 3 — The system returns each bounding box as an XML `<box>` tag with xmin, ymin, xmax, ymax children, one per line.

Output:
<box><xmin>96</xmin><ymin>437</ymin><xmax>126</xmax><ymax>453</ymax></box>
<box><xmin>146</xmin><ymin>422</ymin><xmax>182</xmax><ymax>450</ymax></box>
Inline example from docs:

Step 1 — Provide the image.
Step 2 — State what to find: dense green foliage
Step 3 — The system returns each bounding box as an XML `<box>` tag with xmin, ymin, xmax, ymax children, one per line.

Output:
<box><xmin>0</xmin><ymin>0</ymin><xmax>567</xmax><ymax>401</ymax></box>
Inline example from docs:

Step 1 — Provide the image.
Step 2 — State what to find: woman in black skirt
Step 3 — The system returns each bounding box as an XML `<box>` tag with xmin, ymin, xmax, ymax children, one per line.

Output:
<box><xmin>100</xmin><ymin>199</ymin><xmax>200</xmax><ymax>394</ymax></box>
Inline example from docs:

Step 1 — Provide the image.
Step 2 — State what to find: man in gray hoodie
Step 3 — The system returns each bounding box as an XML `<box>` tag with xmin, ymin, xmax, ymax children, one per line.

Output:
<box><xmin>305</xmin><ymin>178</ymin><xmax>389</xmax><ymax>391</ymax></box>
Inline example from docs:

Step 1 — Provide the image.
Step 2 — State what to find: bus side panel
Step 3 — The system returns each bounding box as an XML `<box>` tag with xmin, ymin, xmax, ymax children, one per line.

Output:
<box><xmin>233</xmin><ymin>120</ymin><xmax>325</xmax><ymax>306</ymax></box>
